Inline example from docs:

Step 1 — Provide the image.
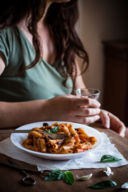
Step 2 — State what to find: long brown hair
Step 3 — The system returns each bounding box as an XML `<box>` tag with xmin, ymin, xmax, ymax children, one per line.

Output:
<box><xmin>0</xmin><ymin>0</ymin><xmax>89</xmax><ymax>90</ymax></box>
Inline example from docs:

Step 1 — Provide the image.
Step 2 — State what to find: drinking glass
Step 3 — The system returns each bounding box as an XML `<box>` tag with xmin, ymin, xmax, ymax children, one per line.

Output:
<box><xmin>75</xmin><ymin>88</ymin><xmax>100</xmax><ymax>100</ymax></box>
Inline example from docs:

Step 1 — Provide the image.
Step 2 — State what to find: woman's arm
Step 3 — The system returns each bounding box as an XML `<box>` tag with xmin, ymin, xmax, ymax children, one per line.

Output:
<box><xmin>0</xmin><ymin>100</ymin><xmax>48</xmax><ymax>128</ymax></box>
<box><xmin>0</xmin><ymin>95</ymin><xmax>101</xmax><ymax>128</ymax></box>
<box><xmin>0</xmin><ymin>58</ymin><xmax>100</xmax><ymax>128</ymax></box>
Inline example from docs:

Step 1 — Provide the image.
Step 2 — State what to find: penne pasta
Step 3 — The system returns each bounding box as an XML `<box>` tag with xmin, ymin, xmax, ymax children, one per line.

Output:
<box><xmin>22</xmin><ymin>122</ymin><xmax>97</xmax><ymax>154</ymax></box>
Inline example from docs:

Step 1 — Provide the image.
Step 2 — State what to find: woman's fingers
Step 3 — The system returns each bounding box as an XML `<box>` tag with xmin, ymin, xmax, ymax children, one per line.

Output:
<box><xmin>71</xmin><ymin>115</ymin><xmax>100</xmax><ymax>125</ymax></box>
<box><xmin>87</xmin><ymin>98</ymin><xmax>101</xmax><ymax>108</ymax></box>
<box><xmin>48</xmin><ymin>95</ymin><xmax>101</xmax><ymax>125</ymax></box>
<box><xmin>108</xmin><ymin>112</ymin><xmax>126</xmax><ymax>137</ymax></box>
<box><xmin>69</xmin><ymin>96</ymin><xmax>101</xmax><ymax>123</ymax></box>
<box><xmin>100</xmin><ymin>110</ymin><xmax>126</xmax><ymax>137</ymax></box>
<box><xmin>83</xmin><ymin>115</ymin><xmax>100</xmax><ymax>124</ymax></box>
<box><xmin>125</xmin><ymin>128</ymin><xmax>128</xmax><ymax>138</ymax></box>
<box><xmin>76</xmin><ymin>107</ymin><xmax>101</xmax><ymax>117</ymax></box>
<box><xmin>100</xmin><ymin>110</ymin><xmax>110</xmax><ymax>128</ymax></box>
<box><xmin>63</xmin><ymin>95</ymin><xmax>101</xmax><ymax>111</ymax></box>
<box><xmin>75</xmin><ymin>97</ymin><xmax>101</xmax><ymax>108</ymax></box>
<box><xmin>118</xmin><ymin>124</ymin><xmax>126</xmax><ymax>137</ymax></box>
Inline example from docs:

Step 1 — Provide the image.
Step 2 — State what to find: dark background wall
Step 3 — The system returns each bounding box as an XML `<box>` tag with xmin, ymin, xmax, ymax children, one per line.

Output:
<box><xmin>78</xmin><ymin>0</ymin><xmax>128</xmax><ymax>103</ymax></box>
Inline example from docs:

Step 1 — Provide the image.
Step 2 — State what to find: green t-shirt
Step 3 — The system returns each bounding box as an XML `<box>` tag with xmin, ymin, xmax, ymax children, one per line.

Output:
<box><xmin>0</xmin><ymin>27</ymin><xmax>73</xmax><ymax>102</ymax></box>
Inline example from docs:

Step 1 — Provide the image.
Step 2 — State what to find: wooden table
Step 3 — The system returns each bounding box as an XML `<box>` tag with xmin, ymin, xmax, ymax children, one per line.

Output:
<box><xmin>0</xmin><ymin>126</ymin><xmax>128</xmax><ymax>192</ymax></box>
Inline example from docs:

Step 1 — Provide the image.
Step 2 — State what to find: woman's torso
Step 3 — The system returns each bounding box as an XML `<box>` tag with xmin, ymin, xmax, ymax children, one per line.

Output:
<box><xmin>0</xmin><ymin>26</ymin><xmax>73</xmax><ymax>102</ymax></box>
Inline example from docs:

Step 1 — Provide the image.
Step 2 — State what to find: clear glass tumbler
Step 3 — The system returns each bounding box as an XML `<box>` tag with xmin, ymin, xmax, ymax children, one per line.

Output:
<box><xmin>75</xmin><ymin>88</ymin><xmax>100</xmax><ymax>100</ymax></box>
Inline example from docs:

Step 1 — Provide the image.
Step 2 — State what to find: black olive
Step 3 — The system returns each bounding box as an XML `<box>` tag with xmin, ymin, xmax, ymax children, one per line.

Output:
<box><xmin>43</xmin><ymin>122</ymin><xmax>49</xmax><ymax>126</ymax></box>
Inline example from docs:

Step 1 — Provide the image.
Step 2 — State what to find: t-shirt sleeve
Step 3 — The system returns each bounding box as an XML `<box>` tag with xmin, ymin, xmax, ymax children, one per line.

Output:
<box><xmin>0</xmin><ymin>30</ymin><xmax>10</xmax><ymax>66</ymax></box>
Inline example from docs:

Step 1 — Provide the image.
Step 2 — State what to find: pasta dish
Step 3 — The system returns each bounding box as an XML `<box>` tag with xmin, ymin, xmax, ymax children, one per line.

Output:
<box><xmin>22</xmin><ymin>122</ymin><xmax>97</xmax><ymax>154</ymax></box>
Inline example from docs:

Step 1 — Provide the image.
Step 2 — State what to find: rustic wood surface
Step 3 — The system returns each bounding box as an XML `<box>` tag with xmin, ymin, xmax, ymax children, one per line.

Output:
<box><xmin>0</xmin><ymin>125</ymin><xmax>128</xmax><ymax>192</ymax></box>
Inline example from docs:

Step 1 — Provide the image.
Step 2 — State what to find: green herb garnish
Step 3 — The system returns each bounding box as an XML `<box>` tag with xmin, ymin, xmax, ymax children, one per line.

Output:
<box><xmin>43</xmin><ymin>126</ymin><xmax>59</xmax><ymax>134</ymax></box>
<box><xmin>44</xmin><ymin>170</ymin><xmax>64</xmax><ymax>181</ymax></box>
<box><xmin>44</xmin><ymin>170</ymin><xmax>74</xmax><ymax>185</ymax></box>
<box><xmin>89</xmin><ymin>180</ymin><xmax>117</xmax><ymax>189</ymax></box>
<box><xmin>63</xmin><ymin>171</ymin><xmax>74</xmax><ymax>185</ymax></box>
<box><xmin>100</xmin><ymin>155</ymin><xmax>121</xmax><ymax>163</ymax></box>
<box><xmin>43</xmin><ymin>130</ymin><xmax>51</xmax><ymax>133</ymax></box>
<box><xmin>51</xmin><ymin>126</ymin><xmax>59</xmax><ymax>133</ymax></box>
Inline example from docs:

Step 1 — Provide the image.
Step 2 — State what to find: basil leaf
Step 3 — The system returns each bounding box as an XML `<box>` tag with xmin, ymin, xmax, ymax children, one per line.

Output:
<box><xmin>44</xmin><ymin>170</ymin><xmax>74</xmax><ymax>185</ymax></box>
<box><xmin>100</xmin><ymin>155</ymin><xmax>121</xmax><ymax>163</ymax></box>
<box><xmin>89</xmin><ymin>180</ymin><xmax>117</xmax><ymax>189</ymax></box>
<box><xmin>43</xmin><ymin>126</ymin><xmax>59</xmax><ymax>134</ymax></box>
<box><xmin>63</xmin><ymin>171</ymin><xmax>74</xmax><ymax>185</ymax></box>
<box><xmin>51</xmin><ymin>126</ymin><xmax>59</xmax><ymax>133</ymax></box>
<box><xmin>44</xmin><ymin>170</ymin><xmax>64</xmax><ymax>181</ymax></box>
<box><xmin>43</xmin><ymin>130</ymin><xmax>51</xmax><ymax>133</ymax></box>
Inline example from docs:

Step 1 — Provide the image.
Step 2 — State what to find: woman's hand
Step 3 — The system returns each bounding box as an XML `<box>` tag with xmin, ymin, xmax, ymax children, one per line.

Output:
<box><xmin>43</xmin><ymin>95</ymin><xmax>101</xmax><ymax>124</ymax></box>
<box><xmin>100</xmin><ymin>109</ymin><xmax>126</xmax><ymax>137</ymax></box>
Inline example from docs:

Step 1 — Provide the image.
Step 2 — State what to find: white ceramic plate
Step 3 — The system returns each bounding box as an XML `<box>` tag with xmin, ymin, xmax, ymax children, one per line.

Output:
<box><xmin>10</xmin><ymin>121</ymin><xmax>102</xmax><ymax>160</ymax></box>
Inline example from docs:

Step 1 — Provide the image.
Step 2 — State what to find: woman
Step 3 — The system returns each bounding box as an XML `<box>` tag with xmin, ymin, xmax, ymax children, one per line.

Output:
<box><xmin>0</xmin><ymin>0</ymin><xmax>126</xmax><ymax>136</ymax></box>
